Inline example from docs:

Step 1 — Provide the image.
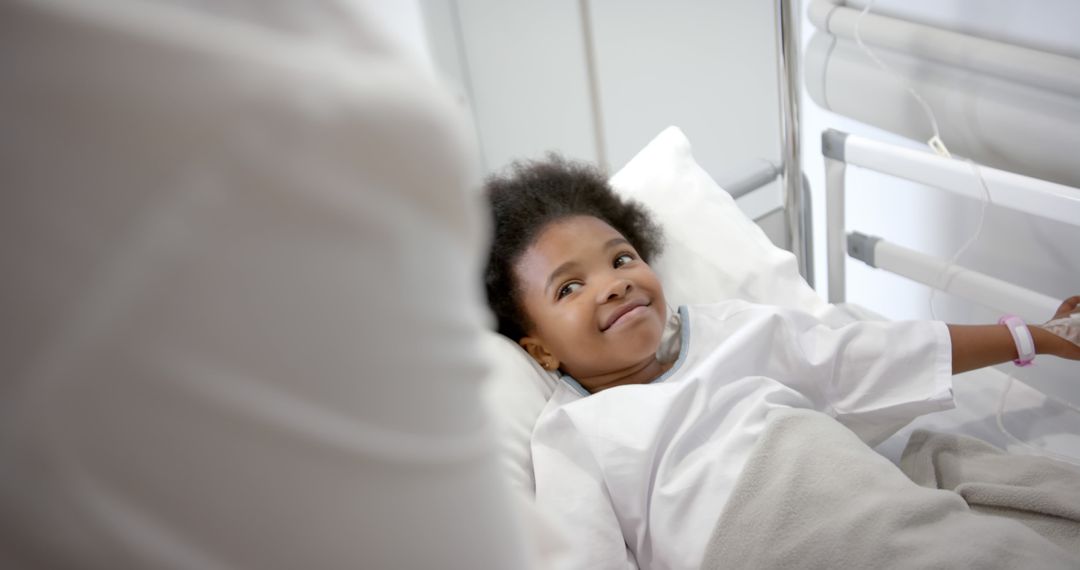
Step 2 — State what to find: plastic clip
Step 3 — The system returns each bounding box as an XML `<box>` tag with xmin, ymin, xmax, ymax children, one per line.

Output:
<box><xmin>928</xmin><ymin>135</ymin><xmax>952</xmax><ymax>158</ymax></box>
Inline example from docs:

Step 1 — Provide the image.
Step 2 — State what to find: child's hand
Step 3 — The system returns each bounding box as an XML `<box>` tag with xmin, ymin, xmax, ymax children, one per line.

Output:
<box><xmin>1038</xmin><ymin>296</ymin><xmax>1080</xmax><ymax>360</ymax></box>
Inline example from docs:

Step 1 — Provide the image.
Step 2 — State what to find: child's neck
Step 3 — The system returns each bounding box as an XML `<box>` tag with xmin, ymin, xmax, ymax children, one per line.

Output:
<box><xmin>582</xmin><ymin>357</ymin><xmax>673</xmax><ymax>394</ymax></box>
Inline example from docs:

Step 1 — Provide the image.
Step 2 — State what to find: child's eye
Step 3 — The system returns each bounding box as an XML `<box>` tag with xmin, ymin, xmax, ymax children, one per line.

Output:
<box><xmin>557</xmin><ymin>282</ymin><xmax>582</xmax><ymax>300</ymax></box>
<box><xmin>614</xmin><ymin>253</ymin><xmax>635</xmax><ymax>268</ymax></box>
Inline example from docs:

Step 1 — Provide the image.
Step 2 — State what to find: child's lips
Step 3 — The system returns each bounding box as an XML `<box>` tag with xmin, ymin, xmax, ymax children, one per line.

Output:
<box><xmin>601</xmin><ymin>300</ymin><xmax>650</xmax><ymax>331</ymax></box>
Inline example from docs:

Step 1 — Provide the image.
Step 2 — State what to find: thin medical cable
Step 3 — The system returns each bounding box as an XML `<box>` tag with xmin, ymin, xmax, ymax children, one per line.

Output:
<box><xmin>926</xmin><ymin>159</ymin><xmax>992</xmax><ymax>322</ymax></box>
<box><xmin>853</xmin><ymin>1</ymin><xmax>1079</xmax><ymax>462</ymax></box>
<box><xmin>852</xmin><ymin>1</ymin><xmax>944</xmax><ymax>149</ymax></box>
<box><xmin>853</xmin><ymin>0</ymin><xmax>991</xmax><ymax>320</ymax></box>
<box><xmin>996</xmin><ymin>374</ymin><xmax>1080</xmax><ymax>466</ymax></box>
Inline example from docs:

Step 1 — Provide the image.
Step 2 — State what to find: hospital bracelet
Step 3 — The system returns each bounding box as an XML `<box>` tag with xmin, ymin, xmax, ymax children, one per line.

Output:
<box><xmin>998</xmin><ymin>314</ymin><xmax>1035</xmax><ymax>367</ymax></box>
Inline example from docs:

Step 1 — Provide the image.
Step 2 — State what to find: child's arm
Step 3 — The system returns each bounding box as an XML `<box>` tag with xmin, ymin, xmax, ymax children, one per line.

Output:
<box><xmin>948</xmin><ymin>296</ymin><xmax>1080</xmax><ymax>374</ymax></box>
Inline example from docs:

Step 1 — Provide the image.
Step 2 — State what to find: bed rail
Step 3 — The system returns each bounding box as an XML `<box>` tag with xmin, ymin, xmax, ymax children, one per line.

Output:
<box><xmin>822</xmin><ymin>128</ymin><xmax>1080</xmax><ymax>322</ymax></box>
<box><xmin>808</xmin><ymin>0</ymin><xmax>1080</xmax><ymax>99</ymax></box>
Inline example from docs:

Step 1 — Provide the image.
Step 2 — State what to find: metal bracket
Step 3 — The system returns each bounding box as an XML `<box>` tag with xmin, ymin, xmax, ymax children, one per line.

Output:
<box><xmin>821</xmin><ymin>129</ymin><xmax>848</xmax><ymax>162</ymax></box>
<box><xmin>846</xmin><ymin>231</ymin><xmax>881</xmax><ymax>267</ymax></box>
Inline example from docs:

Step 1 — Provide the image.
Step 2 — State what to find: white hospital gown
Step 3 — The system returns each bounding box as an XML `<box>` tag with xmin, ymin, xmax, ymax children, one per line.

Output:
<box><xmin>531</xmin><ymin>301</ymin><xmax>954</xmax><ymax>570</ymax></box>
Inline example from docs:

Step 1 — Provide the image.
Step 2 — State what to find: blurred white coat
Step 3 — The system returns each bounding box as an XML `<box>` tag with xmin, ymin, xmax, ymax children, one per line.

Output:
<box><xmin>0</xmin><ymin>1</ymin><xmax>531</xmax><ymax>568</ymax></box>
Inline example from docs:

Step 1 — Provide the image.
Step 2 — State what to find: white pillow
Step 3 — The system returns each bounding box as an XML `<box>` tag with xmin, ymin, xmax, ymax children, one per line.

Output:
<box><xmin>481</xmin><ymin>126</ymin><xmax>831</xmax><ymax>496</ymax></box>
<box><xmin>611</xmin><ymin>126</ymin><xmax>831</xmax><ymax>315</ymax></box>
<box><xmin>480</xmin><ymin>333</ymin><xmax>557</xmax><ymax>495</ymax></box>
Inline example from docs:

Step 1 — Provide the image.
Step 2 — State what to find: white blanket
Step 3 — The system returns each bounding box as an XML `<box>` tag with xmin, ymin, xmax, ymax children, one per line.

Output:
<box><xmin>702</xmin><ymin>408</ymin><xmax>1079</xmax><ymax>569</ymax></box>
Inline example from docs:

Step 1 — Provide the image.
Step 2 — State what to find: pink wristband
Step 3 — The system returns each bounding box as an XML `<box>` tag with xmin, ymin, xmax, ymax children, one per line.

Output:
<box><xmin>998</xmin><ymin>315</ymin><xmax>1035</xmax><ymax>367</ymax></box>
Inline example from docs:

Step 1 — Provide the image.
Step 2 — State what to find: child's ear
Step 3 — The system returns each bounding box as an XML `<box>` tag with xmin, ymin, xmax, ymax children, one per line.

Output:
<box><xmin>519</xmin><ymin>336</ymin><xmax>559</xmax><ymax>372</ymax></box>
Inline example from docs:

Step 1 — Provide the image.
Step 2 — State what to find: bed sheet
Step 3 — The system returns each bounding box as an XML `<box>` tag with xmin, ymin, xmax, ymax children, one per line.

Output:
<box><xmin>877</xmin><ymin>366</ymin><xmax>1080</xmax><ymax>466</ymax></box>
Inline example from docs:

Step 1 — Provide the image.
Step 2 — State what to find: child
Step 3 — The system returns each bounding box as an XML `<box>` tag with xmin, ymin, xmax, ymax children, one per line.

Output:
<box><xmin>483</xmin><ymin>156</ymin><xmax>1080</xmax><ymax>569</ymax></box>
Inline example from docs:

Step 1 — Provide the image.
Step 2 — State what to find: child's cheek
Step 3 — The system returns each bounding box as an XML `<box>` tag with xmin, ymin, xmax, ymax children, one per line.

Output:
<box><xmin>569</xmin><ymin>301</ymin><xmax>598</xmax><ymax>338</ymax></box>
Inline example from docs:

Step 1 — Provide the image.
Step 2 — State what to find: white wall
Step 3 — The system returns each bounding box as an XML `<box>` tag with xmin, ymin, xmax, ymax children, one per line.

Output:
<box><xmin>587</xmin><ymin>1</ymin><xmax>780</xmax><ymax>176</ymax></box>
<box><xmin>420</xmin><ymin>0</ymin><xmax>784</xmax><ymax>222</ymax></box>
<box><xmin>421</xmin><ymin>0</ymin><xmax>598</xmax><ymax>175</ymax></box>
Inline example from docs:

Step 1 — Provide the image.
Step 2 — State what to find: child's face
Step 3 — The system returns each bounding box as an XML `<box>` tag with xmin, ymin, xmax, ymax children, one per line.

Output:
<box><xmin>514</xmin><ymin>215</ymin><xmax>667</xmax><ymax>387</ymax></box>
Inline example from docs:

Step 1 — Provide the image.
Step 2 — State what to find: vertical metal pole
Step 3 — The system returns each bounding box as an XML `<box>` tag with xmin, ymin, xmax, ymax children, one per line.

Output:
<box><xmin>579</xmin><ymin>0</ymin><xmax>610</xmax><ymax>173</ymax></box>
<box><xmin>825</xmin><ymin>157</ymin><xmax>847</xmax><ymax>303</ymax></box>
<box><xmin>775</xmin><ymin>0</ymin><xmax>809</xmax><ymax>281</ymax></box>
<box><xmin>800</xmin><ymin>172</ymin><xmax>815</xmax><ymax>288</ymax></box>
<box><xmin>822</xmin><ymin>129</ymin><xmax>849</xmax><ymax>303</ymax></box>
<box><xmin>448</xmin><ymin>0</ymin><xmax>488</xmax><ymax>174</ymax></box>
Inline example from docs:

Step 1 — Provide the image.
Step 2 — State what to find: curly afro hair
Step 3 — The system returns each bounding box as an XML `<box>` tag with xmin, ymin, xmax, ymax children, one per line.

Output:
<box><xmin>483</xmin><ymin>155</ymin><xmax>664</xmax><ymax>340</ymax></box>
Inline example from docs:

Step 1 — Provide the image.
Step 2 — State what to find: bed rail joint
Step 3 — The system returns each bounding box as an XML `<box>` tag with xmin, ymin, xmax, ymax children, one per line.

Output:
<box><xmin>846</xmin><ymin>231</ymin><xmax>881</xmax><ymax>267</ymax></box>
<box><xmin>822</xmin><ymin>129</ymin><xmax>848</xmax><ymax>162</ymax></box>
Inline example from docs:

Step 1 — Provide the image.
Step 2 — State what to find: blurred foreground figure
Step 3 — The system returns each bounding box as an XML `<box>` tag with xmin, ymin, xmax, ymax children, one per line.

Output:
<box><xmin>0</xmin><ymin>1</ymin><xmax>528</xmax><ymax>568</ymax></box>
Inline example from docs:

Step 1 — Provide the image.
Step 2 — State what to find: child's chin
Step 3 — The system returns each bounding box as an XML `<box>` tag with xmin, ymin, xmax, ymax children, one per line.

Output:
<box><xmin>616</xmin><ymin>329</ymin><xmax>664</xmax><ymax>358</ymax></box>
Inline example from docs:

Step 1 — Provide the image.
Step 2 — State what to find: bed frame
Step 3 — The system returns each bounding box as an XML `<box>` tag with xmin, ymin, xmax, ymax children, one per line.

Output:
<box><xmin>820</xmin><ymin>129</ymin><xmax>1080</xmax><ymax>322</ymax></box>
<box><xmin>754</xmin><ymin>0</ymin><xmax>1080</xmax><ymax>319</ymax></box>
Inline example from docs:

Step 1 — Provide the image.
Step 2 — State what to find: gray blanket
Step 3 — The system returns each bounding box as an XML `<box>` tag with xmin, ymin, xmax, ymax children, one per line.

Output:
<box><xmin>901</xmin><ymin>429</ymin><xmax>1080</xmax><ymax>558</ymax></box>
<box><xmin>701</xmin><ymin>408</ymin><xmax>1080</xmax><ymax>569</ymax></box>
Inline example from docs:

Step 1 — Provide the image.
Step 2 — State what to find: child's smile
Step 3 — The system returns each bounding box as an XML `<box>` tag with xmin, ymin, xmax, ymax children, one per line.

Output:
<box><xmin>601</xmin><ymin>300</ymin><xmax>652</xmax><ymax>332</ymax></box>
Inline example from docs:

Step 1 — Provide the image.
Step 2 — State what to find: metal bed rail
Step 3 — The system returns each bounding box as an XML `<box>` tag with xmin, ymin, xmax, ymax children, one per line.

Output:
<box><xmin>822</xmin><ymin>128</ymin><xmax>1080</xmax><ymax>322</ymax></box>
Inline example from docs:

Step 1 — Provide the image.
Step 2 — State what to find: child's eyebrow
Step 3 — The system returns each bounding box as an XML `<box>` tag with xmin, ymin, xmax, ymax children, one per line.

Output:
<box><xmin>545</xmin><ymin>261</ymin><xmax>580</xmax><ymax>293</ymax></box>
<box><xmin>604</xmin><ymin>237</ymin><xmax>631</xmax><ymax>250</ymax></box>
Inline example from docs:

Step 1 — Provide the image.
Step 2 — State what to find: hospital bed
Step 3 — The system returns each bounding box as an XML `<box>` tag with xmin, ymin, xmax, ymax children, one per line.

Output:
<box><xmin>486</xmin><ymin>0</ymin><xmax>1080</xmax><ymax>509</ymax></box>
<box><xmin>819</xmin><ymin>129</ymin><xmax>1080</xmax><ymax>463</ymax></box>
<box><xmin>718</xmin><ymin>3</ymin><xmax>1080</xmax><ymax>563</ymax></box>
<box><xmin>679</xmin><ymin>125</ymin><xmax>1080</xmax><ymax>566</ymax></box>
<box><xmin>474</xmin><ymin>2</ymin><xmax>1080</xmax><ymax>567</ymax></box>
<box><xmin>480</xmin><ymin>120</ymin><xmax>1080</xmax><ymax>568</ymax></box>
<box><xmin>482</xmin><ymin>123</ymin><xmax>1080</xmax><ymax>501</ymax></box>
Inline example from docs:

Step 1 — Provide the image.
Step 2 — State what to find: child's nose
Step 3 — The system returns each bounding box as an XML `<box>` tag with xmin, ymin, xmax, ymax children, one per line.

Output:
<box><xmin>599</xmin><ymin>278</ymin><xmax>632</xmax><ymax>302</ymax></box>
